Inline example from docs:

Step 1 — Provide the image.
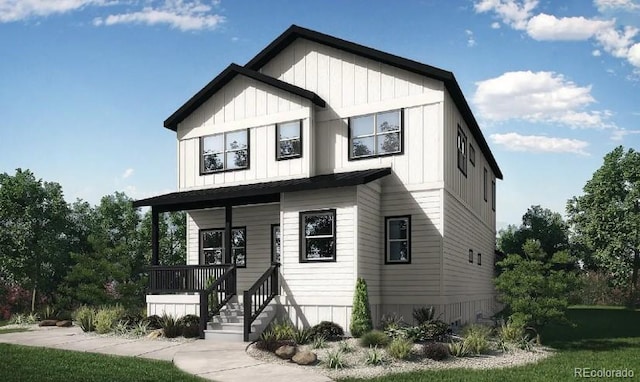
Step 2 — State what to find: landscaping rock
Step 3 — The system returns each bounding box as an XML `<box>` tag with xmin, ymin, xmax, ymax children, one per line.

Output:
<box><xmin>56</xmin><ymin>320</ymin><xmax>72</xmax><ymax>327</ymax></box>
<box><xmin>275</xmin><ymin>345</ymin><xmax>297</xmax><ymax>359</ymax></box>
<box><xmin>38</xmin><ymin>320</ymin><xmax>58</xmax><ymax>327</ymax></box>
<box><xmin>292</xmin><ymin>350</ymin><xmax>317</xmax><ymax>365</ymax></box>
<box><xmin>147</xmin><ymin>329</ymin><xmax>163</xmax><ymax>339</ymax></box>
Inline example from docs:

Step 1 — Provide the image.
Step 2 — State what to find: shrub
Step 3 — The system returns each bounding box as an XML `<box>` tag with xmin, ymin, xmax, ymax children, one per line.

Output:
<box><xmin>399</xmin><ymin>320</ymin><xmax>450</xmax><ymax>342</ymax></box>
<box><xmin>412</xmin><ymin>306</ymin><xmax>435</xmax><ymax>325</ymax></box>
<box><xmin>144</xmin><ymin>315</ymin><xmax>163</xmax><ymax>330</ymax></box>
<box><xmin>95</xmin><ymin>306</ymin><xmax>124</xmax><ymax>334</ymax></box>
<box><xmin>359</xmin><ymin>330</ymin><xmax>391</xmax><ymax>348</ymax></box>
<box><xmin>448</xmin><ymin>341</ymin><xmax>469</xmax><ymax>357</ymax></box>
<box><xmin>292</xmin><ymin>328</ymin><xmax>312</xmax><ymax>345</ymax></box>
<box><xmin>338</xmin><ymin>340</ymin><xmax>353</xmax><ymax>353</ymax></box>
<box><xmin>0</xmin><ymin>281</ymin><xmax>30</xmax><ymax>320</ymax></box>
<box><xmin>132</xmin><ymin>321</ymin><xmax>149</xmax><ymax>337</ymax></box>
<box><xmin>350</xmin><ymin>278</ymin><xmax>372</xmax><ymax>337</ymax></box>
<box><xmin>387</xmin><ymin>338</ymin><xmax>413</xmax><ymax>360</ymax></box>
<box><xmin>113</xmin><ymin>320</ymin><xmax>130</xmax><ymax>335</ymax></box>
<box><xmin>310</xmin><ymin>321</ymin><xmax>344</xmax><ymax>341</ymax></box>
<box><xmin>364</xmin><ymin>346</ymin><xmax>385</xmax><ymax>366</ymax></box>
<box><xmin>40</xmin><ymin>305</ymin><xmax>57</xmax><ymax>320</ymax></box>
<box><xmin>380</xmin><ymin>312</ymin><xmax>405</xmax><ymax>331</ymax></box>
<box><xmin>270</xmin><ymin>319</ymin><xmax>296</xmax><ymax>341</ymax></box>
<box><xmin>178</xmin><ymin>314</ymin><xmax>200</xmax><ymax>338</ymax></box>
<box><xmin>119</xmin><ymin>311</ymin><xmax>144</xmax><ymax>328</ymax></box>
<box><xmin>312</xmin><ymin>335</ymin><xmax>327</xmax><ymax>349</ymax></box>
<box><xmin>497</xmin><ymin>318</ymin><xmax>525</xmax><ymax>344</ymax></box>
<box><xmin>73</xmin><ymin>306</ymin><xmax>95</xmax><ymax>332</ymax></box>
<box><xmin>423</xmin><ymin>342</ymin><xmax>449</xmax><ymax>361</ymax></box>
<box><xmin>160</xmin><ymin>313</ymin><xmax>181</xmax><ymax>338</ymax></box>
<box><xmin>255</xmin><ymin>329</ymin><xmax>295</xmax><ymax>352</ymax></box>
<box><xmin>325</xmin><ymin>350</ymin><xmax>345</xmax><ymax>370</ymax></box>
<box><xmin>9</xmin><ymin>313</ymin><xmax>26</xmax><ymax>325</ymax></box>
<box><xmin>462</xmin><ymin>324</ymin><xmax>492</xmax><ymax>355</ymax></box>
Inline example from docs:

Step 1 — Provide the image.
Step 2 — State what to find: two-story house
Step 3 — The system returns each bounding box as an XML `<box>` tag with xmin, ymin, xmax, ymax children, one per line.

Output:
<box><xmin>134</xmin><ymin>25</ymin><xmax>503</xmax><ymax>341</ymax></box>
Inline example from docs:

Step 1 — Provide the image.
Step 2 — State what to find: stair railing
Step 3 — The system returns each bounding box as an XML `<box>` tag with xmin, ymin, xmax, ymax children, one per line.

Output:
<box><xmin>243</xmin><ymin>262</ymin><xmax>280</xmax><ymax>342</ymax></box>
<box><xmin>199</xmin><ymin>264</ymin><xmax>237</xmax><ymax>339</ymax></box>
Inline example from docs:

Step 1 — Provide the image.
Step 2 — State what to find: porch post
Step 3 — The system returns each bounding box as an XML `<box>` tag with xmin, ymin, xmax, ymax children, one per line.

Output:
<box><xmin>151</xmin><ymin>208</ymin><xmax>159</xmax><ymax>266</ymax></box>
<box><xmin>224</xmin><ymin>204</ymin><xmax>232</xmax><ymax>264</ymax></box>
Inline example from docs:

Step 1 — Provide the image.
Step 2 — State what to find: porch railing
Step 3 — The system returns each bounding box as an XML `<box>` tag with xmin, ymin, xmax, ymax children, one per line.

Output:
<box><xmin>199</xmin><ymin>265</ymin><xmax>237</xmax><ymax>339</ymax></box>
<box><xmin>243</xmin><ymin>262</ymin><xmax>280</xmax><ymax>342</ymax></box>
<box><xmin>148</xmin><ymin>265</ymin><xmax>230</xmax><ymax>293</ymax></box>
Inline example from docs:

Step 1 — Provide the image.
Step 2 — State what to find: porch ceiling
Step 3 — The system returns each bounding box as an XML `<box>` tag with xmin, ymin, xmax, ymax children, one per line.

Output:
<box><xmin>132</xmin><ymin>168</ymin><xmax>391</xmax><ymax>212</ymax></box>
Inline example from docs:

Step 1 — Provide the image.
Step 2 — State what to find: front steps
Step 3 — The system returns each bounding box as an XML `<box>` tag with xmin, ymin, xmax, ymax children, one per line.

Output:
<box><xmin>204</xmin><ymin>296</ymin><xmax>277</xmax><ymax>342</ymax></box>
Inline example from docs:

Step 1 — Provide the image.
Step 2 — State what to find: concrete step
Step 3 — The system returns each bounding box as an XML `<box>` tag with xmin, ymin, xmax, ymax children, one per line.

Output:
<box><xmin>203</xmin><ymin>328</ymin><xmax>244</xmax><ymax>342</ymax></box>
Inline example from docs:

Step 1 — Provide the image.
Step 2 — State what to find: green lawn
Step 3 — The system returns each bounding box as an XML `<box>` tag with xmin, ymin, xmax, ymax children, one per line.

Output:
<box><xmin>340</xmin><ymin>306</ymin><xmax>640</xmax><ymax>382</ymax></box>
<box><xmin>0</xmin><ymin>327</ymin><xmax>30</xmax><ymax>334</ymax></box>
<box><xmin>0</xmin><ymin>344</ymin><xmax>206</xmax><ymax>382</ymax></box>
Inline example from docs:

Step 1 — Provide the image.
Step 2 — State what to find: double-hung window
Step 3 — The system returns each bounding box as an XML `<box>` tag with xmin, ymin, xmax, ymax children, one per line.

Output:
<box><xmin>349</xmin><ymin>109</ymin><xmax>402</xmax><ymax>159</ymax></box>
<box><xmin>300</xmin><ymin>210</ymin><xmax>336</xmax><ymax>262</ymax></box>
<box><xmin>277</xmin><ymin>120</ymin><xmax>302</xmax><ymax>160</ymax></box>
<box><xmin>457</xmin><ymin>125</ymin><xmax>467</xmax><ymax>176</ymax></box>
<box><xmin>492</xmin><ymin>180</ymin><xmax>496</xmax><ymax>211</ymax></box>
<box><xmin>200</xmin><ymin>227</ymin><xmax>247</xmax><ymax>267</ymax></box>
<box><xmin>385</xmin><ymin>216</ymin><xmax>411</xmax><ymax>264</ymax></box>
<box><xmin>201</xmin><ymin>129</ymin><xmax>249</xmax><ymax>174</ymax></box>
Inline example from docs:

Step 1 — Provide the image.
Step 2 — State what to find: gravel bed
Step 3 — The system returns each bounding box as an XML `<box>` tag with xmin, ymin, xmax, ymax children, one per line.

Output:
<box><xmin>246</xmin><ymin>338</ymin><xmax>554</xmax><ymax>380</ymax></box>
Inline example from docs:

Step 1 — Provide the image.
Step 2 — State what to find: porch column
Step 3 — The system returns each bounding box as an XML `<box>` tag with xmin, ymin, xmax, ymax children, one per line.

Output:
<box><xmin>224</xmin><ymin>204</ymin><xmax>232</xmax><ymax>264</ymax></box>
<box><xmin>151</xmin><ymin>208</ymin><xmax>159</xmax><ymax>266</ymax></box>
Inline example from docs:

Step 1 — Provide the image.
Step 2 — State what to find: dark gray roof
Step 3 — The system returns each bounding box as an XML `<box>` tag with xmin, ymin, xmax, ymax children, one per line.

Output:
<box><xmin>133</xmin><ymin>168</ymin><xmax>391</xmax><ymax>212</ymax></box>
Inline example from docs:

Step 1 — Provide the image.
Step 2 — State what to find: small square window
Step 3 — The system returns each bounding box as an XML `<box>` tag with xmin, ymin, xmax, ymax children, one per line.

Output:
<box><xmin>385</xmin><ymin>216</ymin><xmax>411</xmax><ymax>264</ymax></box>
<box><xmin>300</xmin><ymin>210</ymin><xmax>336</xmax><ymax>262</ymax></box>
<box><xmin>469</xmin><ymin>249</ymin><xmax>473</xmax><ymax>263</ymax></box>
<box><xmin>277</xmin><ymin>120</ymin><xmax>302</xmax><ymax>160</ymax></box>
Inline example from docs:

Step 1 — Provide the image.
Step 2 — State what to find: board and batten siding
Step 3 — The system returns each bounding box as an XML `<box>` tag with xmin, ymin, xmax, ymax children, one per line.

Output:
<box><xmin>278</xmin><ymin>187</ymin><xmax>357</xmax><ymax>331</ymax></box>
<box><xmin>356</xmin><ymin>182</ymin><xmax>382</xmax><ymax>307</ymax></box>
<box><xmin>186</xmin><ymin>204</ymin><xmax>279</xmax><ymax>292</ymax></box>
<box><xmin>176</xmin><ymin>75</ymin><xmax>315</xmax><ymax>190</ymax></box>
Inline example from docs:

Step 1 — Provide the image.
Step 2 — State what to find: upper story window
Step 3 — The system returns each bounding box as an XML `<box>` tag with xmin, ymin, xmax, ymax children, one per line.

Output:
<box><xmin>201</xmin><ymin>129</ymin><xmax>249</xmax><ymax>174</ymax></box>
<box><xmin>457</xmin><ymin>125</ymin><xmax>467</xmax><ymax>176</ymax></box>
<box><xmin>349</xmin><ymin>109</ymin><xmax>402</xmax><ymax>160</ymax></box>
<box><xmin>483</xmin><ymin>167</ymin><xmax>488</xmax><ymax>202</ymax></box>
<box><xmin>277</xmin><ymin>120</ymin><xmax>302</xmax><ymax>160</ymax></box>
<box><xmin>385</xmin><ymin>216</ymin><xmax>411</xmax><ymax>264</ymax></box>
<box><xmin>469</xmin><ymin>144</ymin><xmax>476</xmax><ymax>166</ymax></box>
<box><xmin>300</xmin><ymin>209</ymin><xmax>336</xmax><ymax>262</ymax></box>
<box><xmin>492</xmin><ymin>180</ymin><xmax>496</xmax><ymax>211</ymax></box>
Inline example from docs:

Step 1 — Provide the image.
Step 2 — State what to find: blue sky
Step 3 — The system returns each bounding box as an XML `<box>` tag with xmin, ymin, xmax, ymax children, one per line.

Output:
<box><xmin>1</xmin><ymin>0</ymin><xmax>639</xmax><ymax>229</ymax></box>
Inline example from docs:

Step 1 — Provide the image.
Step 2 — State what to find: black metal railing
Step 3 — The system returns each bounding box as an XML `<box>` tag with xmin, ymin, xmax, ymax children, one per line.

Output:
<box><xmin>243</xmin><ymin>263</ymin><xmax>280</xmax><ymax>342</ymax></box>
<box><xmin>199</xmin><ymin>265</ymin><xmax>237</xmax><ymax>339</ymax></box>
<box><xmin>148</xmin><ymin>265</ymin><xmax>230</xmax><ymax>293</ymax></box>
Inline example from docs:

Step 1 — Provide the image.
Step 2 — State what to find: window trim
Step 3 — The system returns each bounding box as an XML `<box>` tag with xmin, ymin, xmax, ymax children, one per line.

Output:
<box><xmin>483</xmin><ymin>167</ymin><xmax>488</xmax><ymax>202</ymax></box>
<box><xmin>271</xmin><ymin>223</ymin><xmax>281</xmax><ymax>264</ymax></box>
<box><xmin>457</xmin><ymin>125</ymin><xmax>467</xmax><ymax>177</ymax></box>
<box><xmin>200</xmin><ymin>129</ymin><xmax>250</xmax><ymax>175</ymax></box>
<box><xmin>299</xmin><ymin>209</ymin><xmax>337</xmax><ymax>263</ymax></box>
<box><xmin>276</xmin><ymin>120</ymin><xmax>303</xmax><ymax>161</ymax></box>
<box><xmin>384</xmin><ymin>215</ymin><xmax>411</xmax><ymax>264</ymax></box>
<box><xmin>469</xmin><ymin>144</ymin><xmax>476</xmax><ymax>166</ymax></box>
<box><xmin>199</xmin><ymin>227</ymin><xmax>247</xmax><ymax>268</ymax></box>
<box><xmin>348</xmin><ymin>109</ymin><xmax>404</xmax><ymax>161</ymax></box>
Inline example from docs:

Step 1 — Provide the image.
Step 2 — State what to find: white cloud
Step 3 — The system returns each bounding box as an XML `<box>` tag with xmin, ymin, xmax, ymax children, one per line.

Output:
<box><xmin>490</xmin><ymin>133</ymin><xmax>590</xmax><ymax>155</ymax></box>
<box><xmin>473</xmin><ymin>71</ymin><xmax>614</xmax><ymax>129</ymax></box>
<box><xmin>595</xmin><ymin>0</ymin><xmax>640</xmax><ymax>12</ymax></box>
<box><xmin>630</xmin><ymin>43</ymin><xmax>640</xmax><ymax>65</ymax></box>
<box><xmin>491</xmin><ymin>21</ymin><xmax>501</xmax><ymax>29</ymax></box>
<box><xmin>121</xmin><ymin>168</ymin><xmax>134</xmax><ymax>179</ymax></box>
<box><xmin>474</xmin><ymin>0</ymin><xmax>539</xmax><ymax>30</ymax></box>
<box><xmin>526</xmin><ymin>13</ymin><xmax>614</xmax><ymax>40</ymax></box>
<box><xmin>94</xmin><ymin>1</ymin><xmax>224</xmax><ymax>31</ymax></box>
<box><xmin>593</xmin><ymin>49</ymin><xmax>602</xmax><ymax>56</ymax></box>
<box><xmin>466</xmin><ymin>29</ymin><xmax>477</xmax><ymax>47</ymax></box>
<box><xmin>596</xmin><ymin>25</ymin><xmax>639</xmax><ymax>57</ymax></box>
<box><xmin>610</xmin><ymin>128</ymin><xmax>640</xmax><ymax>140</ymax></box>
<box><xmin>0</xmin><ymin>0</ymin><xmax>113</xmax><ymax>22</ymax></box>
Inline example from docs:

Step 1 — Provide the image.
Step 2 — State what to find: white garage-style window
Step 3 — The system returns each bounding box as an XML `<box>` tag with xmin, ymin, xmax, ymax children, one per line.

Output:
<box><xmin>349</xmin><ymin>109</ymin><xmax>402</xmax><ymax>159</ymax></box>
<box><xmin>200</xmin><ymin>227</ymin><xmax>247</xmax><ymax>267</ymax></box>
<box><xmin>385</xmin><ymin>215</ymin><xmax>411</xmax><ymax>264</ymax></box>
<box><xmin>276</xmin><ymin>120</ymin><xmax>302</xmax><ymax>160</ymax></box>
<box><xmin>299</xmin><ymin>209</ymin><xmax>336</xmax><ymax>262</ymax></box>
<box><xmin>201</xmin><ymin>129</ymin><xmax>249</xmax><ymax>174</ymax></box>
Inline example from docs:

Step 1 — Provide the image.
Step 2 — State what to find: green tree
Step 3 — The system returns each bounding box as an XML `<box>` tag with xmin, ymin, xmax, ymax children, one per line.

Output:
<box><xmin>138</xmin><ymin>210</ymin><xmax>186</xmax><ymax>266</ymax></box>
<box><xmin>350</xmin><ymin>277</ymin><xmax>372</xmax><ymax>337</ymax></box>
<box><xmin>0</xmin><ymin>169</ymin><xmax>70</xmax><ymax>311</ymax></box>
<box><xmin>567</xmin><ymin>146</ymin><xmax>640</xmax><ymax>304</ymax></box>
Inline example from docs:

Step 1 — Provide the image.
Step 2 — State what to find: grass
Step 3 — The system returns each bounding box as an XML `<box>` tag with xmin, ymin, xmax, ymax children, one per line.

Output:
<box><xmin>339</xmin><ymin>306</ymin><xmax>640</xmax><ymax>381</ymax></box>
<box><xmin>0</xmin><ymin>344</ymin><xmax>206</xmax><ymax>382</ymax></box>
<box><xmin>0</xmin><ymin>328</ymin><xmax>30</xmax><ymax>334</ymax></box>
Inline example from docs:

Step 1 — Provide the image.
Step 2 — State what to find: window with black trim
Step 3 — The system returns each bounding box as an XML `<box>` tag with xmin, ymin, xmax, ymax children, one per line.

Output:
<box><xmin>201</xmin><ymin>129</ymin><xmax>249</xmax><ymax>174</ymax></box>
<box><xmin>483</xmin><ymin>168</ymin><xmax>488</xmax><ymax>202</ymax></box>
<box><xmin>271</xmin><ymin>224</ymin><xmax>281</xmax><ymax>263</ymax></box>
<box><xmin>300</xmin><ymin>210</ymin><xmax>336</xmax><ymax>262</ymax></box>
<box><xmin>200</xmin><ymin>227</ymin><xmax>247</xmax><ymax>267</ymax></box>
<box><xmin>276</xmin><ymin>120</ymin><xmax>301</xmax><ymax>160</ymax></box>
<box><xmin>349</xmin><ymin>109</ymin><xmax>402</xmax><ymax>159</ymax></box>
<box><xmin>468</xmin><ymin>249</ymin><xmax>473</xmax><ymax>263</ymax></box>
<box><xmin>457</xmin><ymin>125</ymin><xmax>467</xmax><ymax>176</ymax></box>
<box><xmin>491</xmin><ymin>180</ymin><xmax>496</xmax><ymax>211</ymax></box>
<box><xmin>469</xmin><ymin>144</ymin><xmax>476</xmax><ymax>166</ymax></box>
<box><xmin>477</xmin><ymin>253</ymin><xmax>482</xmax><ymax>266</ymax></box>
<box><xmin>385</xmin><ymin>216</ymin><xmax>411</xmax><ymax>264</ymax></box>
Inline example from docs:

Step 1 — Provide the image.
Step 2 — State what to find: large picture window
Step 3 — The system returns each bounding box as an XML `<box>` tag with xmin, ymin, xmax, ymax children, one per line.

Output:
<box><xmin>201</xmin><ymin>129</ymin><xmax>249</xmax><ymax>174</ymax></box>
<box><xmin>457</xmin><ymin>125</ymin><xmax>467</xmax><ymax>176</ymax></box>
<box><xmin>200</xmin><ymin>227</ymin><xmax>247</xmax><ymax>267</ymax></box>
<box><xmin>277</xmin><ymin>120</ymin><xmax>302</xmax><ymax>160</ymax></box>
<box><xmin>385</xmin><ymin>216</ymin><xmax>411</xmax><ymax>264</ymax></box>
<box><xmin>300</xmin><ymin>209</ymin><xmax>336</xmax><ymax>262</ymax></box>
<box><xmin>349</xmin><ymin>109</ymin><xmax>402</xmax><ymax>159</ymax></box>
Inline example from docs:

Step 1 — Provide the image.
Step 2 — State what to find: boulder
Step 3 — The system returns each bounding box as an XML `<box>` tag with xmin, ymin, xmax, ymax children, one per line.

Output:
<box><xmin>146</xmin><ymin>329</ymin><xmax>163</xmax><ymax>339</ymax></box>
<box><xmin>56</xmin><ymin>320</ymin><xmax>72</xmax><ymax>327</ymax></box>
<box><xmin>275</xmin><ymin>345</ymin><xmax>297</xmax><ymax>359</ymax></box>
<box><xmin>38</xmin><ymin>320</ymin><xmax>58</xmax><ymax>327</ymax></box>
<box><xmin>292</xmin><ymin>350</ymin><xmax>317</xmax><ymax>365</ymax></box>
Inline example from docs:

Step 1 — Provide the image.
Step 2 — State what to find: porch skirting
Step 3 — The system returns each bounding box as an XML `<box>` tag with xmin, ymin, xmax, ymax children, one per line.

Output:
<box><xmin>146</xmin><ymin>294</ymin><xmax>200</xmax><ymax>318</ymax></box>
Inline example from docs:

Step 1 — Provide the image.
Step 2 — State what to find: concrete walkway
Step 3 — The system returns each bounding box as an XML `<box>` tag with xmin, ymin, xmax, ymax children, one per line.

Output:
<box><xmin>0</xmin><ymin>326</ymin><xmax>331</xmax><ymax>382</ymax></box>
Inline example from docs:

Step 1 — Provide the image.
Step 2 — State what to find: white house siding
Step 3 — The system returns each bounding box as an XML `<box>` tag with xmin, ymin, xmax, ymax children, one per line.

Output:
<box><xmin>146</xmin><ymin>294</ymin><xmax>199</xmax><ymax>318</ymax></box>
<box><xmin>278</xmin><ymin>187</ymin><xmax>357</xmax><ymax>332</ymax></box>
<box><xmin>176</xmin><ymin>75</ymin><xmax>315</xmax><ymax>190</ymax></box>
<box><xmin>186</xmin><ymin>204</ymin><xmax>280</xmax><ymax>292</ymax></box>
<box><xmin>441</xmin><ymin>190</ymin><xmax>497</xmax><ymax>324</ymax></box>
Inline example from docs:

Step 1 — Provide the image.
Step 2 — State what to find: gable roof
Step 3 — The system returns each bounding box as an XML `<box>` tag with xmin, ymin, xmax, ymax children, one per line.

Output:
<box><xmin>245</xmin><ymin>25</ymin><xmax>502</xmax><ymax>179</ymax></box>
<box><xmin>164</xmin><ymin>63</ymin><xmax>326</xmax><ymax>131</ymax></box>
